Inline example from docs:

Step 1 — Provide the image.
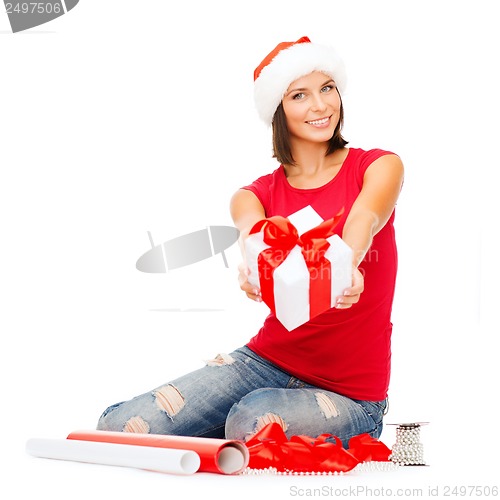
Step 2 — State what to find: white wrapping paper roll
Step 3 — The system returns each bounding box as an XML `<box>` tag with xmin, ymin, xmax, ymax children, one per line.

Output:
<box><xmin>26</xmin><ymin>438</ymin><xmax>200</xmax><ymax>475</ymax></box>
<box><xmin>67</xmin><ymin>429</ymin><xmax>250</xmax><ymax>475</ymax></box>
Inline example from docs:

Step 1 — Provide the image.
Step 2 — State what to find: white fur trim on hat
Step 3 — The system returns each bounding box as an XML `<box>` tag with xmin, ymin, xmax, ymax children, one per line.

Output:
<box><xmin>254</xmin><ymin>42</ymin><xmax>347</xmax><ymax>126</ymax></box>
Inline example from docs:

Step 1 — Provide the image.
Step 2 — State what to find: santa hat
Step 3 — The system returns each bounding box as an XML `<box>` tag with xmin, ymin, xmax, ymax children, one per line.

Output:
<box><xmin>254</xmin><ymin>36</ymin><xmax>347</xmax><ymax>126</ymax></box>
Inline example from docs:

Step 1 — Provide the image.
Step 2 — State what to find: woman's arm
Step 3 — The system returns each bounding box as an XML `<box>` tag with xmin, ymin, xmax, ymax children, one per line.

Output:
<box><xmin>337</xmin><ymin>153</ymin><xmax>404</xmax><ymax>309</ymax></box>
<box><xmin>230</xmin><ymin>189</ymin><xmax>267</xmax><ymax>301</ymax></box>
<box><xmin>230</xmin><ymin>189</ymin><xmax>267</xmax><ymax>242</ymax></box>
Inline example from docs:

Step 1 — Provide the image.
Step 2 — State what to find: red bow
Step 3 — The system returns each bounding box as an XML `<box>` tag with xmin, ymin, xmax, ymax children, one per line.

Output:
<box><xmin>347</xmin><ymin>433</ymin><xmax>392</xmax><ymax>462</ymax></box>
<box><xmin>245</xmin><ymin>422</ymin><xmax>390</xmax><ymax>473</ymax></box>
<box><xmin>249</xmin><ymin>210</ymin><xmax>344</xmax><ymax>319</ymax></box>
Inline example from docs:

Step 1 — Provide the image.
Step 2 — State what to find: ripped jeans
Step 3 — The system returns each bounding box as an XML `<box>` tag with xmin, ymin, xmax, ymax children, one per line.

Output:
<box><xmin>97</xmin><ymin>346</ymin><xmax>387</xmax><ymax>448</ymax></box>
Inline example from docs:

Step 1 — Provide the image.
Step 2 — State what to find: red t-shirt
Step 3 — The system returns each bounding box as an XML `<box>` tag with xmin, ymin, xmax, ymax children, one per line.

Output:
<box><xmin>241</xmin><ymin>148</ymin><xmax>398</xmax><ymax>401</ymax></box>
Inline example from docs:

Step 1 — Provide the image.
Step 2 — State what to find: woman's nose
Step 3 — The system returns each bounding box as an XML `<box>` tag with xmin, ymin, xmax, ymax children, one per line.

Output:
<box><xmin>310</xmin><ymin>93</ymin><xmax>328</xmax><ymax>112</ymax></box>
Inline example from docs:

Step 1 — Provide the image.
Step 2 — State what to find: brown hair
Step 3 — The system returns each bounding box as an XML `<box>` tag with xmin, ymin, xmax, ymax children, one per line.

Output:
<box><xmin>271</xmin><ymin>93</ymin><xmax>348</xmax><ymax>165</ymax></box>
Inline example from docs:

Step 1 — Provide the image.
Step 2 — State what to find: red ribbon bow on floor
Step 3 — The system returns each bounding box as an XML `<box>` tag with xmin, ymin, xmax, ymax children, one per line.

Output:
<box><xmin>348</xmin><ymin>433</ymin><xmax>393</xmax><ymax>463</ymax></box>
<box><xmin>245</xmin><ymin>423</ymin><xmax>391</xmax><ymax>473</ymax></box>
<box><xmin>249</xmin><ymin>210</ymin><xmax>344</xmax><ymax>318</ymax></box>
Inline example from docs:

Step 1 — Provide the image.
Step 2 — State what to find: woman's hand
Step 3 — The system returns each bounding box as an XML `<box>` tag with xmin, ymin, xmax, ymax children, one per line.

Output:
<box><xmin>335</xmin><ymin>267</ymin><xmax>364</xmax><ymax>309</ymax></box>
<box><xmin>239</xmin><ymin>261</ymin><xmax>363</xmax><ymax>309</ymax></box>
<box><xmin>230</xmin><ymin>189</ymin><xmax>266</xmax><ymax>303</ymax></box>
<box><xmin>238</xmin><ymin>262</ymin><xmax>262</xmax><ymax>302</ymax></box>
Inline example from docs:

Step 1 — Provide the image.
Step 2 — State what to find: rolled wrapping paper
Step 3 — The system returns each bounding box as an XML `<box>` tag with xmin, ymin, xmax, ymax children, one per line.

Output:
<box><xmin>26</xmin><ymin>438</ymin><xmax>200</xmax><ymax>475</ymax></box>
<box><xmin>67</xmin><ymin>430</ymin><xmax>249</xmax><ymax>475</ymax></box>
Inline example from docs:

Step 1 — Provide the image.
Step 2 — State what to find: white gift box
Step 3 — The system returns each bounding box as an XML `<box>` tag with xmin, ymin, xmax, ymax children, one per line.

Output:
<box><xmin>245</xmin><ymin>206</ymin><xmax>352</xmax><ymax>331</ymax></box>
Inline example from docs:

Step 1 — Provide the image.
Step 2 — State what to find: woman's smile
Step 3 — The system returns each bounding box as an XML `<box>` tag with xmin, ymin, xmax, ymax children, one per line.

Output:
<box><xmin>306</xmin><ymin>116</ymin><xmax>331</xmax><ymax>127</ymax></box>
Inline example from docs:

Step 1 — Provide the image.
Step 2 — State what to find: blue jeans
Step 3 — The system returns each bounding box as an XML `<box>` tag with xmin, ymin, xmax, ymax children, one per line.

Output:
<box><xmin>97</xmin><ymin>346</ymin><xmax>387</xmax><ymax>448</ymax></box>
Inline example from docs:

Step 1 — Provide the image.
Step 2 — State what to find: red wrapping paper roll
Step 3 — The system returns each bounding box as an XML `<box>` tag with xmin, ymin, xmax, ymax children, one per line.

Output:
<box><xmin>67</xmin><ymin>430</ymin><xmax>249</xmax><ymax>475</ymax></box>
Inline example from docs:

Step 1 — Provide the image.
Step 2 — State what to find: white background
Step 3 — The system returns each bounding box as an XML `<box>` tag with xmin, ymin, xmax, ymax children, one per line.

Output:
<box><xmin>1</xmin><ymin>1</ymin><xmax>498</xmax><ymax>498</ymax></box>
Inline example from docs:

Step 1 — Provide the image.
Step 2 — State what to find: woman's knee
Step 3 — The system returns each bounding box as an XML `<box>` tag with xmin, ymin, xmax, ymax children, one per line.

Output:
<box><xmin>225</xmin><ymin>388</ymin><xmax>382</xmax><ymax>448</ymax></box>
<box><xmin>95</xmin><ymin>385</ymin><xmax>184</xmax><ymax>434</ymax></box>
<box><xmin>225</xmin><ymin>388</ymin><xmax>288</xmax><ymax>441</ymax></box>
<box><xmin>96</xmin><ymin>400</ymin><xmax>122</xmax><ymax>431</ymax></box>
<box><xmin>96</xmin><ymin>400</ymin><xmax>149</xmax><ymax>432</ymax></box>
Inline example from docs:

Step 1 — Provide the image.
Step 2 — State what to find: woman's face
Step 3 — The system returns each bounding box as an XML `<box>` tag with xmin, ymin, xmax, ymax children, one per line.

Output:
<box><xmin>282</xmin><ymin>71</ymin><xmax>341</xmax><ymax>145</ymax></box>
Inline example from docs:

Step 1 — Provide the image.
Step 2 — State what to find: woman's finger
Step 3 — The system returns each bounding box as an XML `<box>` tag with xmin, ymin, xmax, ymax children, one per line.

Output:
<box><xmin>335</xmin><ymin>268</ymin><xmax>364</xmax><ymax>309</ymax></box>
<box><xmin>238</xmin><ymin>262</ymin><xmax>262</xmax><ymax>302</ymax></box>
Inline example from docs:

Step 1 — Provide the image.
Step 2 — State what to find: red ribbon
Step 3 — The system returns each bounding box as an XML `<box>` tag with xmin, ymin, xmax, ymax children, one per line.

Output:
<box><xmin>249</xmin><ymin>216</ymin><xmax>299</xmax><ymax>314</ymax></box>
<box><xmin>249</xmin><ymin>210</ymin><xmax>344</xmax><ymax>321</ymax></box>
<box><xmin>347</xmin><ymin>433</ymin><xmax>392</xmax><ymax>462</ymax></box>
<box><xmin>245</xmin><ymin>423</ymin><xmax>391</xmax><ymax>473</ymax></box>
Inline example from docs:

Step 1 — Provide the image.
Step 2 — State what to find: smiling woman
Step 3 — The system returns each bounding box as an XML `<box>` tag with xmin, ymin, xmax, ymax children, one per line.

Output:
<box><xmin>97</xmin><ymin>36</ymin><xmax>404</xmax><ymax>451</ymax></box>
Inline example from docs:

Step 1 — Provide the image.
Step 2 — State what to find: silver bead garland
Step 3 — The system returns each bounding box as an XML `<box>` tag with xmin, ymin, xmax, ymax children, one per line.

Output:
<box><xmin>241</xmin><ymin>461</ymin><xmax>399</xmax><ymax>475</ymax></box>
<box><xmin>389</xmin><ymin>423</ymin><xmax>427</xmax><ymax>466</ymax></box>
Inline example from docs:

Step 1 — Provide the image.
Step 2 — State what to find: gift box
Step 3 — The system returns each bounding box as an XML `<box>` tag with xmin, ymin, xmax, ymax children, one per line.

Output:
<box><xmin>245</xmin><ymin>205</ymin><xmax>352</xmax><ymax>331</ymax></box>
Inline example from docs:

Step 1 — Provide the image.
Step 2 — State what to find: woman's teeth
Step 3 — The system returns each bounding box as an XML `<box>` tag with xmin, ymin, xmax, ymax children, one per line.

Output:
<box><xmin>307</xmin><ymin>117</ymin><xmax>329</xmax><ymax>125</ymax></box>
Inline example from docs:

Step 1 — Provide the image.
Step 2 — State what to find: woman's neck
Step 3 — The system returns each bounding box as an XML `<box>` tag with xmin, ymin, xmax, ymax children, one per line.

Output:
<box><xmin>283</xmin><ymin>145</ymin><xmax>349</xmax><ymax>188</ymax></box>
<box><xmin>286</xmin><ymin>141</ymin><xmax>330</xmax><ymax>174</ymax></box>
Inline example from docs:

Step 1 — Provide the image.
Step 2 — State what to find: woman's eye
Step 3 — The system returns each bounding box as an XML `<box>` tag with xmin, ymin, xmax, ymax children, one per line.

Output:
<box><xmin>321</xmin><ymin>85</ymin><xmax>334</xmax><ymax>93</ymax></box>
<box><xmin>292</xmin><ymin>92</ymin><xmax>305</xmax><ymax>100</ymax></box>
